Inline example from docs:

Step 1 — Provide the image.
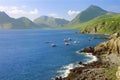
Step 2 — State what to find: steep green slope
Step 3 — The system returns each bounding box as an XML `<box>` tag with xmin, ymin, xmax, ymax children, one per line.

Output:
<box><xmin>66</xmin><ymin>5</ymin><xmax>108</xmax><ymax>27</ymax></box>
<box><xmin>75</xmin><ymin>14</ymin><xmax>120</xmax><ymax>34</ymax></box>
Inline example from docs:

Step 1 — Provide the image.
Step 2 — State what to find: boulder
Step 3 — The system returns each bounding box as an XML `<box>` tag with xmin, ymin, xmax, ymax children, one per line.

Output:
<box><xmin>80</xmin><ymin>46</ymin><xmax>94</xmax><ymax>53</ymax></box>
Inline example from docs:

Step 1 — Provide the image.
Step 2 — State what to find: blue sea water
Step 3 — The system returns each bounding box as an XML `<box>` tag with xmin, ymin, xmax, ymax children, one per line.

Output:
<box><xmin>0</xmin><ymin>30</ymin><xmax>107</xmax><ymax>80</ymax></box>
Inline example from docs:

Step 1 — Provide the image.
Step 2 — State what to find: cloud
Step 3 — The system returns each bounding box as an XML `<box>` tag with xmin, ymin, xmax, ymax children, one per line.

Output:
<box><xmin>0</xmin><ymin>6</ymin><xmax>39</xmax><ymax>15</ymax></box>
<box><xmin>67</xmin><ymin>10</ymin><xmax>80</xmax><ymax>16</ymax></box>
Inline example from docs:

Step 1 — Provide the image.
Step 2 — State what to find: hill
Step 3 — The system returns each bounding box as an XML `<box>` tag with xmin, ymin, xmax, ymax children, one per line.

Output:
<box><xmin>78</xmin><ymin>14</ymin><xmax>120</xmax><ymax>34</ymax></box>
<box><xmin>34</xmin><ymin>16</ymin><xmax>69</xmax><ymax>29</ymax></box>
<box><xmin>66</xmin><ymin>5</ymin><xmax>108</xmax><ymax>27</ymax></box>
<box><xmin>65</xmin><ymin>5</ymin><xmax>119</xmax><ymax>34</ymax></box>
<box><xmin>0</xmin><ymin>11</ymin><xmax>69</xmax><ymax>29</ymax></box>
<box><xmin>0</xmin><ymin>11</ymin><xmax>40</xmax><ymax>29</ymax></box>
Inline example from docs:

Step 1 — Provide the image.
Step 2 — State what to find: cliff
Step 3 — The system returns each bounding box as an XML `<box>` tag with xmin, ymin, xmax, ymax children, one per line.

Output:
<box><xmin>94</xmin><ymin>37</ymin><xmax>120</xmax><ymax>55</ymax></box>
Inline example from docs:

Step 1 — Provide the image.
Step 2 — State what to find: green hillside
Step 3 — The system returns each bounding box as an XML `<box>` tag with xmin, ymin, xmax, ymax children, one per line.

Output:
<box><xmin>66</xmin><ymin>5</ymin><xmax>108</xmax><ymax>27</ymax></box>
<box><xmin>64</xmin><ymin>5</ymin><xmax>119</xmax><ymax>34</ymax></box>
<box><xmin>74</xmin><ymin>14</ymin><xmax>120</xmax><ymax>34</ymax></box>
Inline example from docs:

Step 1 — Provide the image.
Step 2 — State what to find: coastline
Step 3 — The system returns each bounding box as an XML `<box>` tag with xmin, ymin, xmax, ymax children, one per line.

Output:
<box><xmin>55</xmin><ymin>51</ymin><xmax>117</xmax><ymax>80</ymax></box>
<box><xmin>55</xmin><ymin>36</ymin><xmax>120</xmax><ymax>80</ymax></box>
<box><xmin>76</xmin><ymin>51</ymin><xmax>98</xmax><ymax>64</ymax></box>
<box><xmin>56</xmin><ymin>51</ymin><xmax>98</xmax><ymax>79</ymax></box>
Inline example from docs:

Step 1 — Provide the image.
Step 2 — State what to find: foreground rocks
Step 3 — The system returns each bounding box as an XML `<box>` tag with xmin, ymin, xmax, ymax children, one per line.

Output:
<box><xmin>55</xmin><ymin>37</ymin><xmax>120</xmax><ymax>80</ymax></box>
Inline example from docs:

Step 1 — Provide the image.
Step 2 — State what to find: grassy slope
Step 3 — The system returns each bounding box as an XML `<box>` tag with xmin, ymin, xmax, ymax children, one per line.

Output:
<box><xmin>71</xmin><ymin>14</ymin><xmax>120</xmax><ymax>34</ymax></box>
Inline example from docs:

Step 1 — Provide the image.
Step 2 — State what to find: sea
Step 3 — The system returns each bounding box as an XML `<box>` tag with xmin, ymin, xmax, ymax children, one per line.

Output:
<box><xmin>0</xmin><ymin>30</ymin><xmax>107</xmax><ymax>80</ymax></box>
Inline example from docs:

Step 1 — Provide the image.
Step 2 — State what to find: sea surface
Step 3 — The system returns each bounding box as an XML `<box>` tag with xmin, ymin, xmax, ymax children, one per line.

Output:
<box><xmin>0</xmin><ymin>30</ymin><xmax>107</xmax><ymax>80</ymax></box>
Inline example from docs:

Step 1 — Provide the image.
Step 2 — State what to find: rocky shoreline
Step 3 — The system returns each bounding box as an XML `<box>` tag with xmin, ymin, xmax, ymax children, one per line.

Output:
<box><xmin>55</xmin><ymin>33</ymin><xmax>120</xmax><ymax>80</ymax></box>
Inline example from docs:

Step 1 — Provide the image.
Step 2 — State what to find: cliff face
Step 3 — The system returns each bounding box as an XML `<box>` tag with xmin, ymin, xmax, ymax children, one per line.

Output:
<box><xmin>94</xmin><ymin>37</ymin><xmax>120</xmax><ymax>55</ymax></box>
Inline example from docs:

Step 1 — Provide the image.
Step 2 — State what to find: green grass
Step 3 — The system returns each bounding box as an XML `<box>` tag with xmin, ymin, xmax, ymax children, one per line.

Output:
<box><xmin>70</xmin><ymin>14</ymin><xmax>120</xmax><ymax>34</ymax></box>
<box><xmin>102</xmin><ymin>67</ymin><xmax>118</xmax><ymax>80</ymax></box>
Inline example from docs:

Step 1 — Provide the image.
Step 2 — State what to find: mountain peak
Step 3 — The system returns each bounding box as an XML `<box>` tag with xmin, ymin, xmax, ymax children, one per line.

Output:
<box><xmin>71</xmin><ymin>5</ymin><xmax>108</xmax><ymax>23</ymax></box>
<box><xmin>87</xmin><ymin>5</ymin><xmax>106</xmax><ymax>12</ymax></box>
<box><xmin>0</xmin><ymin>11</ymin><xmax>10</xmax><ymax>18</ymax></box>
<box><xmin>89</xmin><ymin>5</ymin><xmax>99</xmax><ymax>8</ymax></box>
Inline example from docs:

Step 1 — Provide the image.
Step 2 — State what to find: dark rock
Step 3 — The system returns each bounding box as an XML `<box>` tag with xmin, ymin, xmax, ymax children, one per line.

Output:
<box><xmin>80</xmin><ymin>46</ymin><xmax>94</xmax><ymax>53</ymax></box>
<box><xmin>78</xmin><ymin>61</ymin><xmax>83</xmax><ymax>65</ymax></box>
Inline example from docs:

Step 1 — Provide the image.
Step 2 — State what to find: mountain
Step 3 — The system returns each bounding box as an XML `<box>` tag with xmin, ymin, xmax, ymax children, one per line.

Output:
<box><xmin>14</xmin><ymin>17</ymin><xmax>39</xmax><ymax>29</ymax></box>
<box><xmin>0</xmin><ymin>11</ymin><xmax>15</xmax><ymax>29</ymax></box>
<box><xmin>75</xmin><ymin>5</ymin><xmax>107</xmax><ymax>23</ymax></box>
<box><xmin>0</xmin><ymin>11</ymin><xmax>40</xmax><ymax>29</ymax></box>
<box><xmin>64</xmin><ymin>5</ymin><xmax>119</xmax><ymax>34</ymax></box>
<box><xmin>0</xmin><ymin>12</ymin><xmax>14</xmax><ymax>24</ymax></box>
<box><xmin>34</xmin><ymin>16</ymin><xmax>69</xmax><ymax>29</ymax></box>
<box><xmin>66</xmin><ymin>5</ymin><xmax>108</xmax><ymax>28</ymax></box>
<box><xmin>0</xmin><ymin>12</ymin><xmax>69</xmax><ymax>29</ymax></box>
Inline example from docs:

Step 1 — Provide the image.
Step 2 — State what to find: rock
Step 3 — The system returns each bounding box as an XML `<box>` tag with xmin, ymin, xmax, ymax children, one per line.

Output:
<box><xmin>80</xmin><ymin>46</ymin><xmax>94</xmax><ymax>53</ymax></box>
<box><xmin>94</xmin><ymin>37</ymin><xmax>120</xmax><ymax>55</ymax></box>
<box><xmin>55</xmin><ymin>76</ymin><xmax>62</xmax><ymax>80</ymax></box>
<box><xmin>78</xmin><ymin>61</ymin><xmax>83</xmax><ymax>65</ymax></box>
<box><xmin>110</xmin><ymin>32</ymin><xmax>120</xmax><ymax>39</ymax></box>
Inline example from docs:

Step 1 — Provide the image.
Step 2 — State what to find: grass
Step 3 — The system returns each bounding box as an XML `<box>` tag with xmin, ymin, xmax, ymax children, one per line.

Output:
<box><xmin>102</xmin><ymin>66</ymin><xmax>118</xmax><ymax>80</ymax></box>
<box><xmin>69</xmin><ymin>14</ymin><xmax>120</xmax><ymax>34</ymax></box>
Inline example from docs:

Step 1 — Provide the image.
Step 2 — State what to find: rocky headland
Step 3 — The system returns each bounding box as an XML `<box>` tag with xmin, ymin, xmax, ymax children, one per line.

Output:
<box><xmin>55</xmin><ymin>33</ymin><xmax>120</xmax><ymax>80</ymax></box>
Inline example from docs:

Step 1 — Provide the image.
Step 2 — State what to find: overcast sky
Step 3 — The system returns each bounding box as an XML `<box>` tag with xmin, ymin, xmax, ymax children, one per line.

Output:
<box><xmin>0</xmin><ymin>0</ymin><xmax>120</xmax><ymax>21</ymax></box>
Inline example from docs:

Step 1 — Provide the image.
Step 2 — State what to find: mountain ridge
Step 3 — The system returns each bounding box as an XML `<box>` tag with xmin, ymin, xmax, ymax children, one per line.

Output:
<box><xmin>0</xmin><ymin>11</ymin><xmax>69</xmax><ymax>29</ymax></box>
<box><xmin>34</xmin><ymin>16</ymin><xmax>69</xmax><ymax>29</ymax></box>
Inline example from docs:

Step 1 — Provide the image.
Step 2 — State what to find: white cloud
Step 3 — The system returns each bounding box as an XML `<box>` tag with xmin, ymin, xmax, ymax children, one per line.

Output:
<box><xmin>0</xmin><ymin>6</ymin><xmax>39</xmax><ymax>15</ymax></box>
<box><xmin>67</xmin><ymin>10</ymin><xmax>80</xmax><ymax>16</ymax></box>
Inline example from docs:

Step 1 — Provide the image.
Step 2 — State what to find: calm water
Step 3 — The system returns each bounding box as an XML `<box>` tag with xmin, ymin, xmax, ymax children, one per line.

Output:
<box><xmin>0</xmin><ymin>30</ymin><xmax>107</xmax><ymax>80</ymax></box>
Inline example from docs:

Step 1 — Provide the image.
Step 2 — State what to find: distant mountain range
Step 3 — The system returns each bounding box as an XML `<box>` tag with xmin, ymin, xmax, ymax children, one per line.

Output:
<box><xmin>0</xmin><ymin>12</ymin><xmax>69</xmax><ymax>29</ymax></box>
<box><xmin>34</xmin><ymin>16</ymin><xmax>69</xmax><ymax>29</ymax></box>
<box><xmin>0</xmin><ymin>12</ymin><xmax>38</xmax><ymax>29</ymax></box>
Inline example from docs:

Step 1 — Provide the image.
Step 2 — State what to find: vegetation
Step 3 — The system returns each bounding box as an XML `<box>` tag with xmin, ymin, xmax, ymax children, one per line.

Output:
<box><xmin>64</xmin><ymin>5</ymin><xmax>120</xmax><ymax>34</ymax></box>
<box><xmin>102</xmin><ymin>67</ymin><xmax>117</xmax><ymax>80</ymax></box>
<box><xmin>74</xmin><ymin>14</ymin><xmax>120</xmax><ymax>34</ymax></box>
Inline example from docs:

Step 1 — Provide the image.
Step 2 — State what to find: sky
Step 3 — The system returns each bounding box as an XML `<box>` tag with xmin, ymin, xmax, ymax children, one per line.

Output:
<box><xmin>0</xmin><ymin>0</ymin><xmax>120</xmax><ymax>21</ymax></box>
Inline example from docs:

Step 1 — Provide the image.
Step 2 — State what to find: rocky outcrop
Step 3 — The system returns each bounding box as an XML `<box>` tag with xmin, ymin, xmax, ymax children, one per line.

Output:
<box><xmin>94</xmin><ymin>37</ymin><xmax>120</xmax><ymax>55</ymax></box>
<box><xmin>55</xmin><ymin>61</ymin><xmax>111</xmax><ymax>80</ymax></box>
<box><xmin>80</xmin><ymin>46</ymin><xmax>94</xmax><ymax>53</ymax></box>
<box><xmin>110</xmin><ymin>32</ymin><xmax>120</xmax><ymax>39</ymax></box>
<box><xmin>80</xmin><ymin>37</ymin><xmax>120</xmax><ymax>55</ymax></box>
